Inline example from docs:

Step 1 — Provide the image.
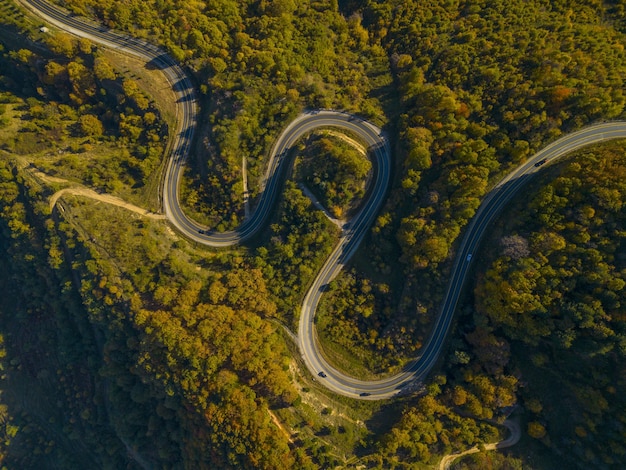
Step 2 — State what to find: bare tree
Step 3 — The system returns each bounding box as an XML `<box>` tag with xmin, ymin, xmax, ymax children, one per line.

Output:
<box><xmin>500</xmin><ymin>234</ymin><xmax>530</xmax><ymax>259</ymax></box>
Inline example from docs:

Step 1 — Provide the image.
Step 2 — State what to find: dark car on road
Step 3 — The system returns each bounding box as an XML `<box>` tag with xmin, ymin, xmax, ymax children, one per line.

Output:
<box><xmin>534</xmin><ymin>158</ymin><xmax>548</xmax><ymax>167</ymax></box>
<box><xmin>318</xmin><ymin>371</ymin><xmax>327</xmax><ymax>378</ymax></box>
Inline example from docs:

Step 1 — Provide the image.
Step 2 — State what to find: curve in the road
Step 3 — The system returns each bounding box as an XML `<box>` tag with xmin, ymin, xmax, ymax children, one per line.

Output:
<box><xmin>166</xmin><ymin>111</ymin><xmax>390</xmax><ymax>247</ymax></box>
<box><xmin>23</xmin><ymin>0</ymin><xmax>626</xmax><ymax>401</ymax></box>
<box><xmin>308</xmin><ymin>121</ymin><xmax>626</xmax><ymax>400</ymax></box>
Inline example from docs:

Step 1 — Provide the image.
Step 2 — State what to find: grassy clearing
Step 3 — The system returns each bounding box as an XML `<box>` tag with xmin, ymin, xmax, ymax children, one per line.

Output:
<box><xmin>1</xmin><ymin>0</ymin><xmax>39</xmax><ymax>34</ymax></box>
<box><xmin>62</xmin><ymin>196</ymin><xmax>221</xmax><ymax>281</ymax></box>
<box><xmin>0</xmin><ymin>102</ymin><xmax>23</xmax><ymax>137</ymax></box>
<box><xmin>274</xmin><ymin>334</ymin><xmax>385</xmax><ymax>463</ymax></box>
<box><xmin>315</xmin><ymin>322</ymin><xmax>408</xmax><ymax>380</ymax></box>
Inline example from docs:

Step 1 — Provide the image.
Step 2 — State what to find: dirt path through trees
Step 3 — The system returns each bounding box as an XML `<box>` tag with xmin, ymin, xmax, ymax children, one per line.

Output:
<box><xmin>49</xmin><ymin>187</ymin><xmax>166</xmax><ymax>219</ymax></box>
<box><xmin>438</xmin><ymin>419</ymin><xmax>521</xmax><ymax>469</ymax></box>
<box><xmin>18</xmin><ymin>158</ymin><xmax>166</xmax><ymax>219</ymax></box>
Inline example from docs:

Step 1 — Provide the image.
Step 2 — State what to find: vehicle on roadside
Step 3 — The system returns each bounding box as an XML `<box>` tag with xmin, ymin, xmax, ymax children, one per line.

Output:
<box><xmin>359</xmin><ymin>392</ymin><xmax>371</xmax><ymax>397</ymax></box>
<box><xmin>318</xmin><ymin>371</ymin><xmax>327</xmax><ymax>378</ymax></box>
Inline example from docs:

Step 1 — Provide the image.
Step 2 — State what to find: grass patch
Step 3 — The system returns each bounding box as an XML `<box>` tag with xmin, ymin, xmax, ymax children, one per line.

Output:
<box><xmin>60</xmin><ymin>195</ymin><xmax>225</xmax><ymax>286</ymax></box>
<box><xmin>0</xmin><ymin>102</ymin><xmax>22</xmax><ymax>136</ymax></box>
<box><xmin>275</xmin><ymin>333</ymin><xmax>387</xmax><ymax>463</ymax></box>
<box><xmin>0</xmin><ymin>0</ymin><xmax>42</xmax><ymax>35</ymax></box>
<box><xmin>315</xmin><ymin>321</ymin><xmax>408</xmax><ymax>380</ymax></box>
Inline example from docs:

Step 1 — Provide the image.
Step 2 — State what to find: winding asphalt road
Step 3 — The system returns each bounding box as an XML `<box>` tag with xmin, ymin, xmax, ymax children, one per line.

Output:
<box><xmin>22</xmin><ymin>0</ymin><xmax>626</xmax><ymax>400</ymax></box>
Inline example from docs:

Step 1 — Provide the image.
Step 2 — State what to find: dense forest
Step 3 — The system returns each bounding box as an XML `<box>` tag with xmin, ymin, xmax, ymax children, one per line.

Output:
<box><xmin>363</xmin><ymin>143</ymin><xmax>626</xmax><ymax>469</ymax></box>
<box><xmin>354</xmin><ymin>0</ymin><xmax>626</xmax><ymax>367</ymax></box>
<box><xmin>1</xmin><ymin>0</ymin><xmax>626</xmax><ymax>468</ymax></box>
<box><xmin>471</xmin><ymin>144</ymin><xmax>626</xmax><ymax>469</ymax></box>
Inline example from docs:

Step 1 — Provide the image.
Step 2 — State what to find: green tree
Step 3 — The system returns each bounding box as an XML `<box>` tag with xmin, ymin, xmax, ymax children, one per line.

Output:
<box><xmin>77</xmin><ymin>114</ymin><xmax>104</xmax><ymax>137</ymax></box>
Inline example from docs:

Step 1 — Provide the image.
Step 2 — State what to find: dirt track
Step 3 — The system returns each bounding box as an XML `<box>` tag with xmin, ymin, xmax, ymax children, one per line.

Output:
<box><xmin>438</xmin><ymin>419</ymin><xmax>521</xmax><ymax>469</ymax></box>
<box><xmin>16</xmin><ymin>158</ymin><xmax>165</xmax><ymax>220</ymax></box>
<box><xmin>49</xmin><ymin>187</ymin><xmax>166</xmax><ymax>220</ymax></box>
